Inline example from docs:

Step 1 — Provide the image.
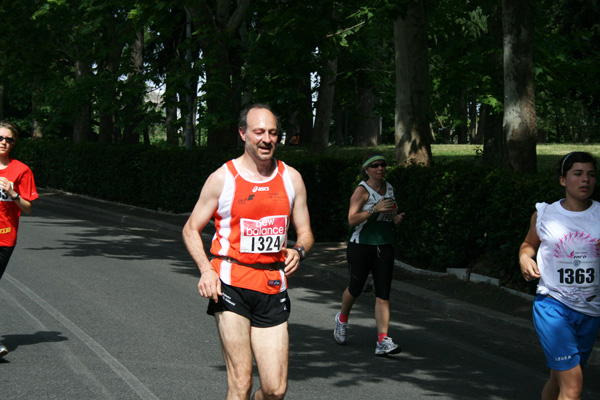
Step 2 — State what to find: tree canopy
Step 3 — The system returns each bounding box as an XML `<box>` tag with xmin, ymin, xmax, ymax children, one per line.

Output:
<box><xmin>1</xmin><ymin>0</ymin><xmax>598</xmax><ymax>156</ymax></box>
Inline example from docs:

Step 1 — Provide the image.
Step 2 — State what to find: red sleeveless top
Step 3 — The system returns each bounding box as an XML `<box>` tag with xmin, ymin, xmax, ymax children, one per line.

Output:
<box><xmin>209</xmin><ymin>159</ymin><xmax>295</xmax><ymax>294</ymax></box>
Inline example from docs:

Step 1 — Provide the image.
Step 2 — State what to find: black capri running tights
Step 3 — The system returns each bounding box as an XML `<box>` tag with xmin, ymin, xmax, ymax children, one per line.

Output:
<box><xmin>346</xmin><ymin>242</ymin><xmax>394</xmax><ymax>300</ymax></box>
<box><xmin>0</xmin><ymin>246</ymin><xmax>15</xmax><ymax>280</ymax></box>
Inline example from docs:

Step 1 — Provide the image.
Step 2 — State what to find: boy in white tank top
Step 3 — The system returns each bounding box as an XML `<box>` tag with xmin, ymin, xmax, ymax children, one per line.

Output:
<box><xmin>519</xmin><ymin>151</ymin><xmax>600</xmax><ymax>400</ymax></box>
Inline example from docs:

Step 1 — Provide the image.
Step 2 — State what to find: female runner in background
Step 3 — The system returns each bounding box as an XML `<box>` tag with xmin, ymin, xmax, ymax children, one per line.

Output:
<box><xmin>333</xmin><ymin>153</ymin><xmax>404</xmax><ymax>356</ymax></box>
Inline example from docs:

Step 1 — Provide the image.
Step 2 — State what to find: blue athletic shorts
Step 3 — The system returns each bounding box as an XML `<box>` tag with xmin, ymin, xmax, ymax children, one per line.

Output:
<box><xmin>532</xmin><ymin>295</ymin><xmax>600</xmax><ymax>371</ymax></box>
<box><xmin>207</xmin><ymin>281</ymin><xmax>290</xmax><ymax>328</ymax></box>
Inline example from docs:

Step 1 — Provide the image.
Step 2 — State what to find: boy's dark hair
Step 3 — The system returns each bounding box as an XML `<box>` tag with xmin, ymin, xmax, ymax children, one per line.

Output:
<box><xmin>558</xmin><ymin>152</ymin><xmax>597</xmax><ymax>177</ymax></box>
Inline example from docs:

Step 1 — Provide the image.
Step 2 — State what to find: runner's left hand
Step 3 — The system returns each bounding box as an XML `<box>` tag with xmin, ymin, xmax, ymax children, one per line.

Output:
<box><xmin>283</xmin><ymin>247</ymin><xmax>301</xmax><ymax>277</ymax></box>
<box><xmin>394</xmin><ymin>212</ymin><xmax>405</xmax><ymax>224</ymax></box>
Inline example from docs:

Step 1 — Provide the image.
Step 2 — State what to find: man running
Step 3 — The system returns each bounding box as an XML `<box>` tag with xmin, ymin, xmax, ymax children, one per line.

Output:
<box><xmin>183</xmin><ymin>104</ymin><xmax>314</xmax><ymax>400</ymax></box>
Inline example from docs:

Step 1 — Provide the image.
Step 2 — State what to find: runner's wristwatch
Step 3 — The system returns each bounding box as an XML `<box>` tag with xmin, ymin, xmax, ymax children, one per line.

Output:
<box><xmin>293</xmin><ymin>245</ymin><xmax>306</xmax><ymax>261</ymax></box>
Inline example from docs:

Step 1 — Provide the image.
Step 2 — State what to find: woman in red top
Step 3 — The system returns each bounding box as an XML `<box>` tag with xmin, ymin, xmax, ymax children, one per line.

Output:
<box><xmin>0</xmin><ymin>121</ymin><xmax>38</xmax><ymax>358</ymax></box>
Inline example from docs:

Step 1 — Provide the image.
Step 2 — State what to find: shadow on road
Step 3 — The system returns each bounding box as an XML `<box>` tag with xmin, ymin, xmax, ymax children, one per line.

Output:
<box><xmin>21</xmin><ymin>212</ymin><xmax>192</xmax><ymax>270</ymax></box>
<box><xmin>0</xmin><ymin>331</ymin><xmax>68</xmax><ymax>363</ymax></box>
<box><xmin>285</xmin><ymin>268</ymin><xmax>597</xmax><ymax>400</ymax></box>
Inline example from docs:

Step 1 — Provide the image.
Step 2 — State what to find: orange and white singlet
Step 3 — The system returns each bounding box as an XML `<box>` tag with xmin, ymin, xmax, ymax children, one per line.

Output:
<box><xmin>209</xmin><ymin>159</ymin><xmax>295</xmax><ymax>294</ymax></box>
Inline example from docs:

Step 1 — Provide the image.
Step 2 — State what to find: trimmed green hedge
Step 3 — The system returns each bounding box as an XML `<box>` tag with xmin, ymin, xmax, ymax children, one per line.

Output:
<box><xmin>13</xmin><ymin>140</ymin><xmax>238</xmax><ymax>212</ymax></box>
<box><xmin>14</xmin><ymin>140</ymin><xmax>575</xmax><ymax>291</ymax></box>
<box><xmin>387</xmin><ymin>162</ymin><xmax>562</xmax><ymax>291</ymax></box>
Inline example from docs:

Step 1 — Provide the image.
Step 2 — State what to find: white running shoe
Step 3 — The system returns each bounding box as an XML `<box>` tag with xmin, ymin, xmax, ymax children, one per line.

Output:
<box><xmin>333</xmin><ymin>312</ymin><xmax>348</xmax><ymax>344</ymax></box>
<box><xmin>0</xmin><ymin>343</ymin><xmax>7</xmax><ymax>358</ymax></box>
<box><xmin>375</xmin><ymin>336</ymin><xmax>401</xmax><ymax>356</ymax></box>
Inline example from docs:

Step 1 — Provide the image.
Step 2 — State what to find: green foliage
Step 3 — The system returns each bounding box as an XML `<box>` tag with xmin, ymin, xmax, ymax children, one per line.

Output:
<box><xmin>285</xmin><ymin>156</ymin><xmax>359</xmax><ymax>241</ymax></box>
<box><xmin>2</xmin><ymin>0</ymin><xmax>599</xmax><ymax>148</ymax></box>
<box><xmin>533</xmin><ymin>0</ymin><xmax>600</xmax><ymax>142</ymax></box>
<box><xmin>12</xmin><ymin>140</ymin><xmax>236</xmax><ymax>213</ymax></box>
<box><xmin>386</xmin><ymin>159</ymin><xmax>561</xmax><ymax>289</ymax></box>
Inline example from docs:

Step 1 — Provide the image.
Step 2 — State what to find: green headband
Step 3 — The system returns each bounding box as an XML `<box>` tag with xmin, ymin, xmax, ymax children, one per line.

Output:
<box><xmin>362</xmin><ymin>155</ymin><xmax>386</xmax><ymax>169</ymax></box>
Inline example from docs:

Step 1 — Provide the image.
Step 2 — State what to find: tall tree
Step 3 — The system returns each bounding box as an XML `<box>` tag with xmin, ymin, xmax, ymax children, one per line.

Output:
<box><xmin>122</xmin><ymin>29</ymin><xmax>146</xmax><ymax>145</ymax></box>
<box><xmin>394</xmin><ymin>1</ymin><xmax>433</xmax><ymax>165</ymax></box>
<box><xmin>0</xmin><ymin>2</ymin><xmax>60</xmax><ymax>136</ymax></box>
<box><xmin>352</xmin><ymin>87</ymin><xmax>382</xmax><ymax>146</ymax></box>
<box><xmin>0</xmin><ymin>86</ymin><xmax>4</xmax><ymax>120</ymax></box>
<box><xmin>503</xmin><ymin>0</ymin><xmax>537</xmax><ymax>172</ymax></box>
<box><xmin>534</xmin><ymin>0</ymin><xmax>600</xmax><ymax>143</ymax></box>
<box><xmin>311</xmin><ymin>56</ymin><xmax>338</xmax><ymax>152</ymax></box>
<box><xmin>143</xmin><ymin>4</ymin><xmax>190</xmax><ymax>146</ymax></box>
<box><xmin>185</xmin><ymin>0</ymin><xmax>251</xmax><ymax>149</ymax></box>
<box><xmin>333</xmin><ymin>5</ymin><xmax>393</xmax><ymax>147</ymax></box>
<box><xmin>243</xmin><ymin>1</ymin><xmax>327</xmax><ymax>146</ymax></box>
<box><xmin>72</xmin><ymin>59</ymin><xmax>93</xmax><ymax>143</ymax></box>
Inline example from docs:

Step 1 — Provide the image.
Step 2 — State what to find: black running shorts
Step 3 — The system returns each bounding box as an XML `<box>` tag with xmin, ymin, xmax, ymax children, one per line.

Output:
<box><xmin>207</xmin><ymin>281</ymin><xmax>291</xmax><ymax>328</ymax></box>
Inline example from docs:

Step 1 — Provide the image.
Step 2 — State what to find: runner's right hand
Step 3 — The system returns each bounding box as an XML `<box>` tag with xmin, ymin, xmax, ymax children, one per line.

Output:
<box><xmin>198</xmin><ymin>269</ymin><xmax>222</xmax><ymax>302</ymax></box>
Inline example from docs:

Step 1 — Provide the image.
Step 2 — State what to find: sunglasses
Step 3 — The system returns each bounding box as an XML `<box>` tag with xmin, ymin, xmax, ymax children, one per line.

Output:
<box><xmin>368</xmin><ymin>162</ymin><xmax>387</xmax><ymax>169</ymax></box>
<box><xmin>0</xmin><ymin>136</ymin><xmax>15</xmax><ymax>144</ymax></box>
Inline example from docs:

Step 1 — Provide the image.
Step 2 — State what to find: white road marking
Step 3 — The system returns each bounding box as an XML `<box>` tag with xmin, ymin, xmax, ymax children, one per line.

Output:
<box><xmin>5</xmin><ymin>273</ymin><xmax>160</xmax><ymax>400</ymax></box>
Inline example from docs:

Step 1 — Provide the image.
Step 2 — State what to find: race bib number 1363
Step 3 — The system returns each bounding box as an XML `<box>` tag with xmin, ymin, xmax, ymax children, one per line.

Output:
<box><xmin>240</xmin><ymin>215</ymin><xmax>288</xmax><ymax>253</ymax></box>
<box><xmin>554</xmin><ymin>259</ymin><xmax>599</xmax><ymax>287</ymax></box>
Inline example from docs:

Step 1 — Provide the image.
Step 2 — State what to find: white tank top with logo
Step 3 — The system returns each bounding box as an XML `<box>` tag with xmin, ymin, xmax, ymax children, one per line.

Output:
<box><xmin>535</xmin><ymin>200</ymin><xmax>600</xmax><ymax>316</ymax></box>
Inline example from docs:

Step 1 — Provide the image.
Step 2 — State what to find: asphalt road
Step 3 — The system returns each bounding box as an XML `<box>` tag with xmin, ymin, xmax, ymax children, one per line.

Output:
<box><xmin>1</xmin><ymin>195</ymin><xmax>600</xmax><ymax>399</ymax></box>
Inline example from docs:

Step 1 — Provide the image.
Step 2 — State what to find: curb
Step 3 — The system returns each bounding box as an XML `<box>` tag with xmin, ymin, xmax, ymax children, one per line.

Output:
<box><xmin>37</xmin><ymin>188</ymin><xmax>190</xmax><ymax>240</ymax></box>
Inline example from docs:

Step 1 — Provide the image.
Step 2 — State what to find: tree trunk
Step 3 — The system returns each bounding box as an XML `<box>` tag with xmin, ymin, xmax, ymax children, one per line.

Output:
<box><xmin>98</xmin><ymin>111</ymin><xmax>115</xmax><ymax>144</ymax></box>
<box><xmin>393</xmin><ymin>1</ymin><xmax>432</xmax><ymax>165</ymax></box>
<box><xmin>352</xmin><ymin>87</ymin><xmax>381</xmax><ymax>146</ymax></box>
<box><xmin>31</xmin><ymin>119</ymin><xmax>43</xmax><ymax>139</ymax></box>
<box><xmin>165</xmin><ymin>88</ymin><xmax>179</xmax><ymax>146</ymax></box>
<box><xmin>184</xmin><ymin>10</ymin><xmax>196</xmax><ymax>149</ymax></box>
<box><xmin>503</xmin><ymin>0</ymin><xmax>537</xmax><ymax>172</ymax></box>
<box><xmin>334</xmin><ymin>108</ymin><xmax>348</xmax><ymax>146</ymax></box>
<box><xmin>482</xmin><ymin>3</ymin><xmax>505</xmax><ymax>166</ymax></box>
<box><xmin>73</xmin><ymin>104</ymin><xmax>92</xmax><ymax>143</ymax></box>
<box><xmin>122</xmin><ymin>30</ymin><xmax>145</xmax><ymax>145</ymax></box>
<box><xmin>98</xmin><ymin>49</ymin><xmax>123</xmax><ymax>144</ymax></box>
<box><xmin>186</xmin><ymin>0</ymin><xmax>251</xmax><ymax>149</ymax></box>
<box><xmin>99</xmin><ymin>113</ymin><xmax>119</xmax><ymax>144</ymax></box>
<box><xmin>202</xmin><ymin>44</ymin><xmax>237</xmax><ymax>148</ymax></box>
<box><xmin>0</xmin><ymin>85</ymin><xmax>4</xmax><ymax>120</ymax></box>
<box><xmin>94</xmin><ymin>13</ymin><xmax>129</xmax><ymax>144</ymax></box>
<box><xmin>310</xmin><ymin>56</ymin><xmax>337</xmax><ymax>153</ymax></box>
<box><xmin>31</xmin><ymin>91</ymin><xmax>43</xmax><ymax>139</ymax></box>
<box><xmin>457</xmin><ymin>85</ymin><xmax>468</xmax><ymax>144</ymax></box>
<box><xmin>481</xmin><ymin>104</ymin><xmax>505</xmax><ymax>166</ymax></box>
<box><xmin>72</xmin><ymin>60</ymin><xmax>92</xmax><ymax>143</ymax></box>
<box><xmin>478</xmin><ymin>103</ymin><xmax>487</xmax><ymax>144</ymax></box>
<box><xmin>469</xmin><ymin>95</ymin><xmax>480</xmax><ymax>144</ymax></box>
<box><xmin>160</xmin><ymin>8</ymin><xmax>186</xmax><ymax>147</ymax></box>
<box><xmin>298</xmin><ymin>78</ymin><xmax>313</xmax><ymax>146</ymax></box>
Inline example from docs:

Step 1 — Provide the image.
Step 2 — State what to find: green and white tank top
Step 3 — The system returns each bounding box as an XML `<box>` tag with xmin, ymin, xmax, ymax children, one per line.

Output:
<box><xmin>349</xmin><ymin>181</ymin><xmax>397</xmax><ymax>245</ymax></box>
